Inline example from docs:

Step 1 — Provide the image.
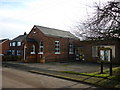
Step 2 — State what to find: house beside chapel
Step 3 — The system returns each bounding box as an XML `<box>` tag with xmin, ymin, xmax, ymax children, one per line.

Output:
<box><xmin>9</xmin><ymin>33</ymin><xmax>27</xmax><ymax>56</ymax></box>
<box><xmin>22</xmin><ymin>25</ymin><xmax>80</xmax><ymax>63</ymax></box>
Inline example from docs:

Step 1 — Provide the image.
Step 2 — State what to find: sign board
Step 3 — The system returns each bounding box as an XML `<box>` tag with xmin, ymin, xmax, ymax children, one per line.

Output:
<box><xmin>99</xmin><ymin>48</ymin><xmax>112</xmax><ymax>62</ymax></box>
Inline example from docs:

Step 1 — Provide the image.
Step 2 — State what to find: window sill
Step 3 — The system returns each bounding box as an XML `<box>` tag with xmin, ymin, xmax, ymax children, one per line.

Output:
<box><xmin>38</xmin><ymin>52</ymin><xmax>43</xmax><ymax>54</ymax></box>
<box><xmin>55</xmin><ymin>52</ymin><xmax>60</xmax><ymax>54</ymax></box>
<box><xmin>17</xmin><ymin>55</ymin><xmax>21</xmax><ymax>56</ymax></box>
<box><xmin>30</xmin><ymin>52</ymin><xmax>35</xmax><ymax>54</ymax></box>
<box><xmin>69</xmin><ymin>52</ymin><xmax>74</xmax><ymax>54</ymax></box>
<box><xmin>92</xmin><ymin>56</ymin><xmax>98</xmax><ymax>58</ymax></box>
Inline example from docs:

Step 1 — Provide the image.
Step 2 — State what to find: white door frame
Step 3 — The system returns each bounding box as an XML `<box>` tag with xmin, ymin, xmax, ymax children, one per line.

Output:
<box><xmin>24</xmin><ymin>45</ymin><xmax>27</xmax><ymax>60</ymax></box>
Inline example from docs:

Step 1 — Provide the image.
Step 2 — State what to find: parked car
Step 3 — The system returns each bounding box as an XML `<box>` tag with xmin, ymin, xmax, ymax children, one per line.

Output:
<box><xmin>0</xmin><ymin>54</ymin><xmax>4</xmax><ymax>56</ymax></box>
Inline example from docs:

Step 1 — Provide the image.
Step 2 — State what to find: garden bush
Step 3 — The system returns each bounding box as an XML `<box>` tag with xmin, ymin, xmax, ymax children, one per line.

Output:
<box><xmin>113</xmin><ymin>67</ymin><xmax>120</xmax><ymax>76</ymax></box>
<box><xmin>3</xmin><ymin>55</ymin><xmax>22</xmax><ymax>61</ymax></box>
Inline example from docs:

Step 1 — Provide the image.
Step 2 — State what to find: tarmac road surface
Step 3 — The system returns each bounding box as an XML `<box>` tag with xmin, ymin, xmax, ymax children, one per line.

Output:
<box><xmin>2</xmin><ymin>67</ymin><xmax>97</xmax><ymax>89</ymax></box>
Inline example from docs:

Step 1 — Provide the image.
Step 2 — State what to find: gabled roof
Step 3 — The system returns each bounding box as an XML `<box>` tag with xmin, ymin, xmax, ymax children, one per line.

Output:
<box><xmin>25</xmin><ymin>38</ymin><xmax>37</xmax><ymax>42</ymax></box>
<box><xmin>12</xmin><ymin>35</ymin><xmax>27</xmax><ymax>42</ymax></box>
<box><xmin>0</xmin><ymin>39</ymin><xmax>8</xmax><ymax>43</ymax></box>
<box><xmin>34</xmin><ymin>25</ymin><xmax>79</xmax><ymax>40</ymax></box>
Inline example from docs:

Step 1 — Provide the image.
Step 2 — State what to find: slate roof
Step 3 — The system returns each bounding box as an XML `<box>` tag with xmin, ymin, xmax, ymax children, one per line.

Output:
<box><xmin>12</xmin><ymin>35</ymin><xmax>27</xmax><ymax>42</ymax></box>
<box><xmin>0</xmin><ymin>39</ymin><xmax>8</xmax><ymax>43</ymax></box>
<box><xmin>35</xmin><ymin>25</ymin><xmax>79</xmax><ymax>39</ymax></box>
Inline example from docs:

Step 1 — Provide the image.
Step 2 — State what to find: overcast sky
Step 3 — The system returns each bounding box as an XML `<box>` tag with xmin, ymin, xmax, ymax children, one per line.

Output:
<box><xmin>0</xmin><ymin>0</ymin><xmax>112</xmax><ymax>39</ymax></box>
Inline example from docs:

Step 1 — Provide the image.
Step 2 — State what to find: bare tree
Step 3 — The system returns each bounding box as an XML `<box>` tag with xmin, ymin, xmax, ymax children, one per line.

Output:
<box><xmin>76</xmin><ymin>0</ymin><xmax>120</xmax><ymax>40</ymax></box>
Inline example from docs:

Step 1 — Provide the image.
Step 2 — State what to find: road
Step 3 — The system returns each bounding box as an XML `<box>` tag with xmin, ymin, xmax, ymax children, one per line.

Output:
<box><xmin>2</xmin><ymin>67</ymin><xmax>97</xmax><ymax>89</ymax></box>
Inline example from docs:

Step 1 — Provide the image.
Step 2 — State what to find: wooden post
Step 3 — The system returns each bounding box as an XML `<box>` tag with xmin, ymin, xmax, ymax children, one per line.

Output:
<box><xmin>110</xmin><ymin>61</ymin><xmax>112</xmax><ymax>76</ymax></box>
<box><xmin>100</xmin><ymin>61</ymin><xmax>104</xmax><ymax>74</ymax></box>
<box><xmin>99</xmin><ymin>48</ymin><xmax>104</xmax><ymax>74</ymax></box>
<box><xmin>109</xmin><ymin>49</ymin><xmax>112</xmax><ymax>76</ymax></box>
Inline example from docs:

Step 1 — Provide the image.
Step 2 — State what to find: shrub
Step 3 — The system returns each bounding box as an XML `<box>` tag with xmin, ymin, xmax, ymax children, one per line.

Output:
<box><xmin>113</xmin><ymin>67</ymin><xmax>120</xmax><ymax>76</ymax></box>
<box><xmin>17</xmin><ymin>56</ymin><xmax>22</xmax><ymax>61</ymax></box>
<box><xmin>3</xmin><ymin>55</ymin><xmax>22</xmax><ymax>61</ymax></box>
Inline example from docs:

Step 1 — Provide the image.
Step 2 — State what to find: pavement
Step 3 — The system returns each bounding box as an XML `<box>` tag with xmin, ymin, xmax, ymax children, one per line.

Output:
<box><xmin>3</xmin><ymin>61</ymin><xmax>112</xmax><ymax>73</ymax></box>
<box><xmin>2</xmin><ymin>61</ymin><xmax>120</xmax><ymax>88</ymax></box>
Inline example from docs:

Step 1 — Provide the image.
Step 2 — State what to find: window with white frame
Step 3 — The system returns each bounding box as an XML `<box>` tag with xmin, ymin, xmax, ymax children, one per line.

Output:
<box><xmin>31</xmin><ymin>45</ymin><xmax>35</xmax><ymax>54</ymax></box>
<box><xmin>12</xmin><ymin>42</ymin><xmax>16</xmax><ymax>46</ymax></box>
<box><xmin>9</xmin><ymin>50</ymin><xmax>12</xmax><ymax>55</ymax></box>
<box><xmin>17</xmin><ymin>42</ymin><xmax>21</xmax><ymax>46</ymax></box>
<box><xmin>39</xmin><ymin>41</ymin><xmax>43</xmax><ymax>54</ymax></box>
<box><xmin>55</xmin><ymin>41</ymin><xmax>60</xmax><ymax>54</ymax></box>
<box><xmin>17</xmin><ymin>50</ymin><xmax>21</xmax><ymax>55</ymax></box>
<box><xmin>69</xmin><ymin>43</ymin><xmax>74</xmax><ymax>54</ymax></box>
<box><xmin>12</xmin><ymin>50</ymin><xmax>15</xmax><ymax>55</ymax></box>
<box><xmin>10</xmin><ymin>42</ymin><xmax>12</xmax><ymax>46</ymax></box>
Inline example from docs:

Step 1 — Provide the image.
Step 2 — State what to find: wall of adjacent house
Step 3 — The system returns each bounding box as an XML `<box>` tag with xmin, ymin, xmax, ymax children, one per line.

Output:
<box><xmin>78</xmin><ymin>40</ymin><xmax>120</xmax><ymax>64</ymax></box>
<box><xmin>78</xmin><ymin>41</ymin><xmax>97</xmax><ymax>62</ymax></box>
<box><xmin>0</xmin><ymin>40</ymin><xmax>10</xmax><ymax>55</ymax></box>
<box><xmin>0</xmin><ymin>43</ymin><xmax>2</xmax><ymax>54</ymax></box>
<box><xmin>115</xmin><ymin>41</ymin><xmax>120</xmax><ymax>64</ymax></box>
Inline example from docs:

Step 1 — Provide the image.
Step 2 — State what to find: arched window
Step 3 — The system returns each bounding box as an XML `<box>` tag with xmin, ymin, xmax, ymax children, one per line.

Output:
<box><xmin>31</xmin><ymin>45</ymin><xmax>35</xmax><ymax>54</ymax></box>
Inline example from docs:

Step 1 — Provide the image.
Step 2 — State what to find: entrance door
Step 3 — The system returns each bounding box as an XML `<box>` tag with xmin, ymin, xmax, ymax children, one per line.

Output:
<box><xmin>75</xmin><ymin>47</ymin><xmax>85</xmax><ymax>61</ymax></box>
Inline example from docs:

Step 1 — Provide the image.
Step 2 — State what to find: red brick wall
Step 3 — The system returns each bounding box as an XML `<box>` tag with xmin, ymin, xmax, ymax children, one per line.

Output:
<box><xmin>0</xmin><ymin>40</ymin><xmax>10</xmax><ymax>54</ymax></box>
<box><xmin>114</xmin><ymin>41</ymin><xmax>120</xmax><ymax>64</ymax></box>
<box><xmin>0</xmin><ymin>43</ymin><xmax>2</xmax><ymax>54</ymax></box>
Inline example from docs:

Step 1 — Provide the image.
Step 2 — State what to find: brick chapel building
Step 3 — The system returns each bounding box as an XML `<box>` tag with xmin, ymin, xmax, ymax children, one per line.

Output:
<box><xmin>22</xmin><ymin>25</ymin><xmax>80</xmax><ymax>63</ymax></box>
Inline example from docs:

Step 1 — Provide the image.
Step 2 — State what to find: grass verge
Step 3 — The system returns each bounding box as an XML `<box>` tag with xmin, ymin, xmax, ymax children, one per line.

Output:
<box><xmin>59</xmin><ymin>67</ymin><xmax>120</xmax><ymax>88</ymax></box>
<box><xmin>60</xmin><ymin>71</ymin><xmax>109</xmax><ymax>78</ymax></box>
<box><xmin>60</xmin><ymin>66</ymin><xmax>120</xmax><ymax>82</ymax></box>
